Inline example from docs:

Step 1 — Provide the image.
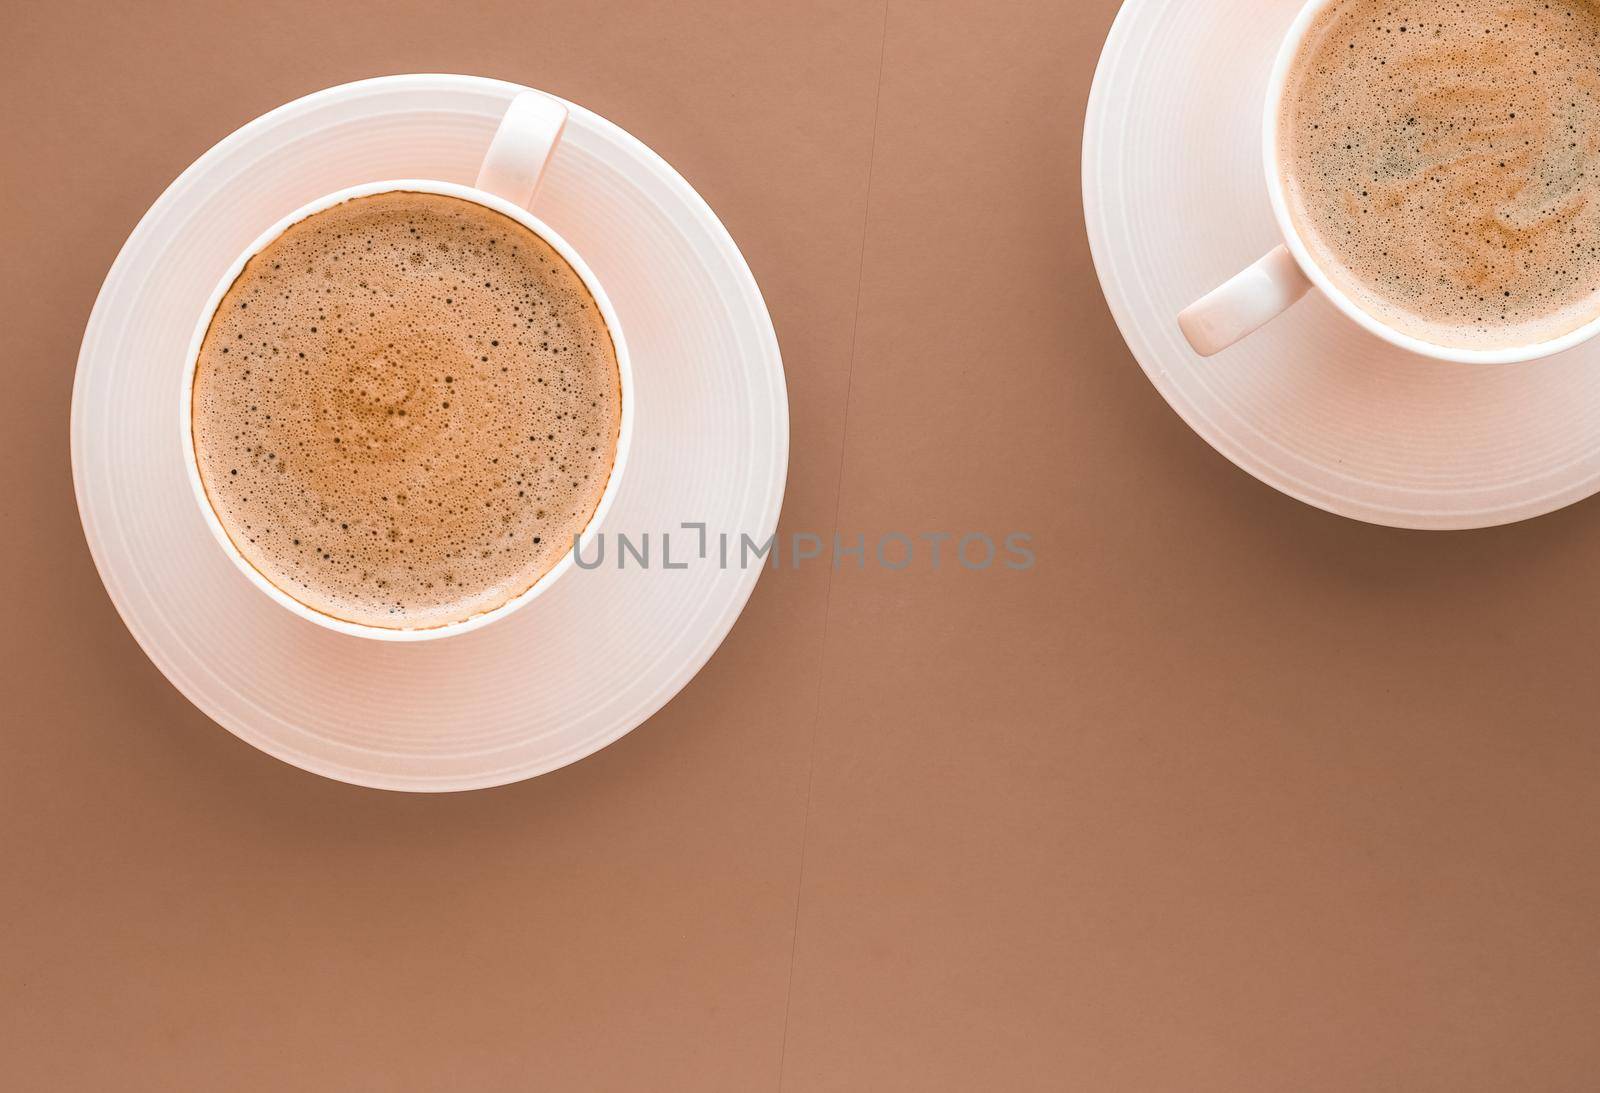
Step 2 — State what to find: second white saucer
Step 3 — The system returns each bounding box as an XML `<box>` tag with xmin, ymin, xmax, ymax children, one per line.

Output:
<box><xmin>1085</xmin><ymin>0</ymin><xmax>1600</xmax><ymax>530</ymax></box>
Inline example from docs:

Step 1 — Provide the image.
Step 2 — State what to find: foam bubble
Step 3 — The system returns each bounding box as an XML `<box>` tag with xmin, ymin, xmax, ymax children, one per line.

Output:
<box><xmin>191</xmin><ymin>191</ymin><xmax>620</xmax><ymax>629</ymax></box>
<box><xmin>1280</xmin><ymin>0</ymin><xmax>1600</xmax><ymax>348</ymax></box>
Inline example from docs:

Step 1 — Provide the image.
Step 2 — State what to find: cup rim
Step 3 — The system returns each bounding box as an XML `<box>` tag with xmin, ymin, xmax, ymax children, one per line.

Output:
<box><xmin>178</xmin><ymin>179</ymin><xmax>635</xmax><ymax>642</ymax></box>
<box><xmin>1261</xmin><ymin>0</ymin><xmax>1600</xmax><ymax>365</ymax></box>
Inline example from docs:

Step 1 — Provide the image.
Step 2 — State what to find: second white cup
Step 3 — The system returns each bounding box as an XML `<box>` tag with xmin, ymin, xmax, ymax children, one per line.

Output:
<box><xmin>1178</xmin><ymin>0</ymin><xmax>1600</xmax><ymax>366</ymax></box>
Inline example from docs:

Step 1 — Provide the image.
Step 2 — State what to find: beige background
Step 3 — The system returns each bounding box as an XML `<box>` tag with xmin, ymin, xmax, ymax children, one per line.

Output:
<box><xmin>5</xmin><ymin>1</ymin><xmax>1600</xmax><ymax>1089</ymax></box>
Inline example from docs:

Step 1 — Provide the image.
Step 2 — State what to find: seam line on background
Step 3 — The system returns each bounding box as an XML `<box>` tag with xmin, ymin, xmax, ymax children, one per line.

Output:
<box><xmin>774</xmin><ymin>2</ymin><xmax>892</xmax><ymax>1089</ymax></box>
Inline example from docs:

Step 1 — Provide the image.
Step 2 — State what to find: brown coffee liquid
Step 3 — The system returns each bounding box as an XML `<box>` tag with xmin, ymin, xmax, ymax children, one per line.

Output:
<box><xmin>1280</xmin><ymin>0</ymin><xmax>1600</xmax><ymax>348</ymax></box>
<box><xmin>191</xmin><ymin>191</ymin><xmax>620</xmax><ymax>629</ymax></box>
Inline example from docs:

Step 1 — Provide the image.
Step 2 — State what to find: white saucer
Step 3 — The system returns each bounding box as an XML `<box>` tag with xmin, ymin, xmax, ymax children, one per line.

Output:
<box><xmin>71</xmin><ymin>75</ymin><xmax>788</xmax><ymax>791</ymax></box>
<box><xmin>1084</xmin><ymin>1</ymin><xmax>1600</xmax><ymax>530</ymax></box>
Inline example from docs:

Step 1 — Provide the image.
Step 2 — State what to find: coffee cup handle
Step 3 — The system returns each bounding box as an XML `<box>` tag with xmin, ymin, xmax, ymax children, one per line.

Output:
<box><xmin>1177</xmin><ymin>245</ymin><xmax>1313</xmax><ymax>357</ymax></box>
<box><xmin>475</xmin><ymin>91</ymin><xmax>569</xmax><ymax>210</ymax></box>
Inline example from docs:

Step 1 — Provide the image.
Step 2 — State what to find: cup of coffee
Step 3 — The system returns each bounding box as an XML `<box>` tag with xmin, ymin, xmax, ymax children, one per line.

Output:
<box><xmin>179</xmin><ymin>92</ymin><xmax>633</xmax><ymax>640</ymax></box>
<box><xmin>1180</xmin><ymin>0</ymin><xmax>1600</xmax><ymax>363</ymax></box>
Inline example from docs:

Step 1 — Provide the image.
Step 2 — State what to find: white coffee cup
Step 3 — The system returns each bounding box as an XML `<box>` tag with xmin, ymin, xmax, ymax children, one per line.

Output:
<box><xmin>179</xmin><ymin>92</ymin><xmax>634</xmax><ymax>641</ymax></box>
<box><xmin>1178</xmin><ymin>0</ymin><xmax>1600</xmax><ymax>365</ymax></box>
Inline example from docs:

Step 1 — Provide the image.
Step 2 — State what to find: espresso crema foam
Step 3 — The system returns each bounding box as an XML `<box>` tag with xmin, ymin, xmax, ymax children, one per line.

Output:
<box><xmin>1280</xmin><ymin>0</ymin><xmax>1600</xmax><ymax>348</ymax></box>
<box><xmin>191</xmin><ymin>191</ymin><xmax>620</xmax><ymax>629</ymax></box>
